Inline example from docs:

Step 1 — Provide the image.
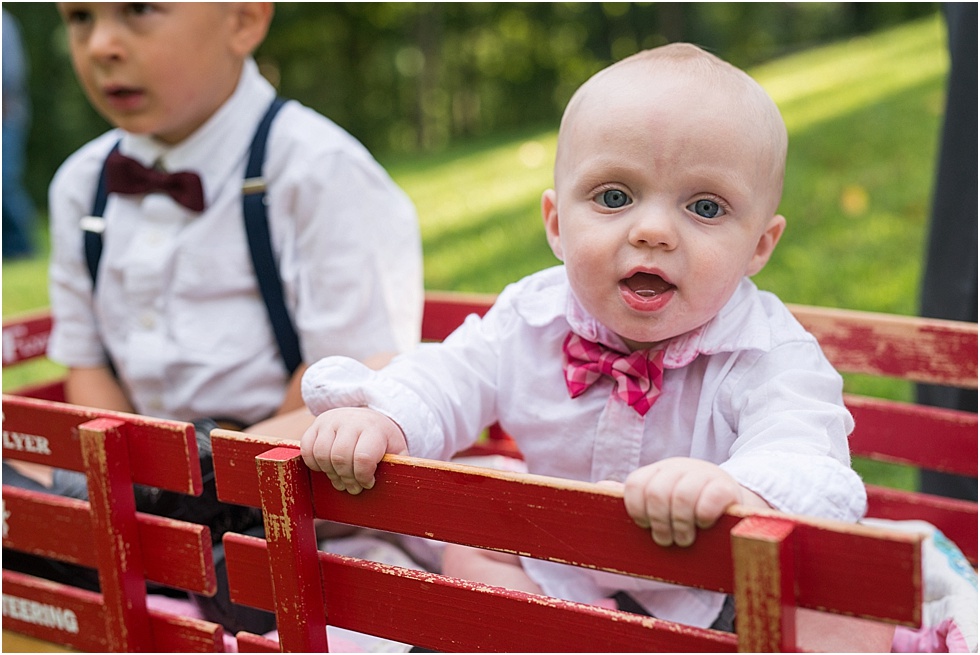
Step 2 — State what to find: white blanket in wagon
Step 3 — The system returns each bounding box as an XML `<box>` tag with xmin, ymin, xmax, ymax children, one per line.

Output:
<box><xmin>863</xmin><ymin>519</ymin><xmax>978</xmax><ymax>653</ymax></box>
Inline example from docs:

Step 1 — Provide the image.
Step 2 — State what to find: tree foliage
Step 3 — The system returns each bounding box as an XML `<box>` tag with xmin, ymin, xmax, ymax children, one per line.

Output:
<box><xmin>6</xmin><ymin>2</ymin><xmax>936</xmax><ymax>209</ymax></box>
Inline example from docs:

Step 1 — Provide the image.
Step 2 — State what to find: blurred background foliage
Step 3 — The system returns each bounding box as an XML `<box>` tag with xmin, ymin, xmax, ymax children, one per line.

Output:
<box><xmin>3</xmin><ymin>5</ymin><xmax>955</xmax><ymax>491</ymax></box>
<box><xmin>6</xmin><ymin>2</ymin><xmax>937</xmax><ymax>212</ymax></box>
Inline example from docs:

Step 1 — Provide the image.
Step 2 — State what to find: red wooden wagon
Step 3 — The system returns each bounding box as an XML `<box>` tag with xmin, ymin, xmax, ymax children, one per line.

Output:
<box><xmin>2</xmin><ymin>293</ymin><xmax>976</xmax><ymax>652</ymax></box>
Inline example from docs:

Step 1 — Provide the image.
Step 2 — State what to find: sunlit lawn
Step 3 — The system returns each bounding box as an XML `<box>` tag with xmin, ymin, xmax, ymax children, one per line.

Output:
<box><xmin>386</xmin><ymin>16</ymin><xmax>946</xmax><ymax>314</ymax></box>
<box><xmin>3</xmin><ymin>15</ymin><xmax>949</xmax><ymax>490</ymax></box>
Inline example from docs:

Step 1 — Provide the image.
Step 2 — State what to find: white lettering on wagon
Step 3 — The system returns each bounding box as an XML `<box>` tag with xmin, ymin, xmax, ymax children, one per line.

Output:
<box><xmin>2</xmin><ymin>595</ymin><xmax>79</xmax><ymax>634</ymax></box>
<box><xmin>2</xmin><ymin>429</ymin><xmax>52</xmax><ymax>455</ymax></box>
<box><xmin>2</xmin><ymin>323</ymin><xmax>49</xmax><ymax>365</ymax></box>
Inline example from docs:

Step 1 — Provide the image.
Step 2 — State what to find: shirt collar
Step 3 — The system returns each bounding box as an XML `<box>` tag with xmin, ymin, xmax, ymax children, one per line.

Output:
<box><xmin>562</xmin><ymin>273</ymin><xmax>774</xmax><ymax>368</ymax></box>
<box><xmin>662</xmin><ymin>278</ymin><xmax>778</xmax><ymax>367</ymax></box>
<box><xmin>117</xmin><ymin>58</ymin><xmax>276</xmax><ymax>208</ymax></box>
<box><xmin>565</xmin><ymin>288</ymin><xmax>632</xmax><ymax>353</ymax></box>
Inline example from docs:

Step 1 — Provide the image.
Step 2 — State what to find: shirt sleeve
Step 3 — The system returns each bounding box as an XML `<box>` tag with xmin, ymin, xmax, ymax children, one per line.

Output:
<box><xmin>46</xmin><ymin>137</ymin><xmax>118</xmax><ymax>369</ymax></box>
<box><xmin>303</xmin><ymin>297</ymin><xmax>519</xmax><ymax>461</ymax></box>
<box><xmin>271</xmin><ymin>113</ymin><xmax>423</xmax><ymax>364</ymax></box>
<box><xmin>719</xmin><ymin>340</ymin><xmax>868</xmax><ymax>522</ymax></box>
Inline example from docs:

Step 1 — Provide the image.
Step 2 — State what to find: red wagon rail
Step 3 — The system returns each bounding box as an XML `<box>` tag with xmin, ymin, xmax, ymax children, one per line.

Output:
<box><xmin>211</xmin><ymin>432</ymin><xmax>922</xmax><ymax>652</ymax></box>
<box><xmin>2</xmin><ymin>292</ymin><xmax>976</xmax><ymax>651</ymax></box>
<box><xmin>1</xmin><ymin>397</ymin><xmax>223</xmax><ymax>651</ymax></box>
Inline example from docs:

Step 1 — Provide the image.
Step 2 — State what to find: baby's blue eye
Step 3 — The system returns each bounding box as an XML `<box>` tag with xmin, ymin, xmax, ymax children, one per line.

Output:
<box><xmin>597</xmin><ymin>189</ymin><xmax>631</xmax><ymax>209</ymax></box>
<box><xmin>689</xmin><ymin>199</ymin><xmax>723</xmax><ymax>219</ymax></box>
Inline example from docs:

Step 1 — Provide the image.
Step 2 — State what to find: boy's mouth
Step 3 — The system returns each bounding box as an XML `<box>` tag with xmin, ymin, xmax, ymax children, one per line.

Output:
<box><xmin>102</xmin><ymin>84</ymin><xmax>143</xmax><ymax>102</ymax></box>
<box><xmin>622</xmin><ymin>272</ymin><xmax>674</xmax><ymax>298</ymax></box>
<box><xmin>105</xmin><ymin>86</ymin><xmax>141</xmax><ymax>99</ymax></box>
<box><xmin>101</xmin><ymin>85</ymin><xmax>146</xmax><ymax>113</ymax></box>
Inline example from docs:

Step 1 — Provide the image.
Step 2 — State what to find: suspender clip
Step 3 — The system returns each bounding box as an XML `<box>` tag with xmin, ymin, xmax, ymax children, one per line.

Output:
<box><xmin>80</xmin><ymin>215</ymin><xmax>107</xmax><ymax>234</ymax></box>
<box><xmin>242</xmin><ymin>177</ymin><xmax>267</xmax><ymax>195</ymax></box>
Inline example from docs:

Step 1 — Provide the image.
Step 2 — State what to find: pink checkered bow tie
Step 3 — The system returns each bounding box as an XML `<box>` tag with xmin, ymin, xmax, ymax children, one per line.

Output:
<box><xmin>562</xmin><ymin>332</ymin><xmax>664</xmax><ymax>416</ymax></box>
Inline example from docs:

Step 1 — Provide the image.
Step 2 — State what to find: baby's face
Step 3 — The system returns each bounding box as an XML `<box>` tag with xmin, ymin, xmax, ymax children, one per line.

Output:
<box><xmin>544</xmin><ymin>64</ymin><xmax>785</xmax><ymax>350</ymax></box>
<box><xmin>58</xmin><ymin>3</ymin><xmax>252</xmax><ymax>144</ymax></box>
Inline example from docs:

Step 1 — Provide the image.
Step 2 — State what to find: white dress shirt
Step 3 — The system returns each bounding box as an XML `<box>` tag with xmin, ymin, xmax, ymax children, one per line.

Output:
<box><xmin>48</xmin><ymin>59</ymin><xmax>422</xmax><ymax>426</ymax></box>
<box><xmin>303</xmin><ymin>265</ymin><xmax>866</xmax><ymax>627</ymax></box>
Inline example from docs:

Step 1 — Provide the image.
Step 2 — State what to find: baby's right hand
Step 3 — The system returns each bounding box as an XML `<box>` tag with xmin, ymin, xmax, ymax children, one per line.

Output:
<box><xmin>300</xmin><ymin>407</ymin><xmax>408</xmax><ymax>494</ymax></box>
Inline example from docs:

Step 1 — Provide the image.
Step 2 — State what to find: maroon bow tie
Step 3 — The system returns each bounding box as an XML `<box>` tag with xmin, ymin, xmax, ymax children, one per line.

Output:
<box><xmin>104</xmin><ymin>150</ymin><xmax>205</xmax><ymax>212</ymax></box>
<box><xmin>562</xmin><ymin>332</ymin><xmax>664</xmax><ymax>416</ymax></box>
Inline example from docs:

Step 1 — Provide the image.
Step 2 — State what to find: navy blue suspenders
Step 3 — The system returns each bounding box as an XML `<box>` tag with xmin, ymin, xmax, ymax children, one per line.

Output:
<box><xmin>83</xmin><ymin>97</ymin><xmax>302</xmax><ymax>375</ymax></box>
<box><xmin>241</xmin><ymin>98</ymin><xmax>302</xmax><ymax>375</ymax></box>
<box><xmin>83</xmin><ymin>142</ymin><xmax>117</xmax><ymax>285</ymax></box>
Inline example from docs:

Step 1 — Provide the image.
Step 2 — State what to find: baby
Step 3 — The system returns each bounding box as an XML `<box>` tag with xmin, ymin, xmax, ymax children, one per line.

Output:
<box><xmin>300</xmin><ymin>43</ymin><xmax>866</xmax><ymax>629</ymax></box>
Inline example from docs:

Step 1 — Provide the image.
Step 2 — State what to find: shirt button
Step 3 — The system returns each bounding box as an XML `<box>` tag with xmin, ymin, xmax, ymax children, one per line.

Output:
<box><xmin>140</xmin><ymin>312</ymin><xmax>156</xmax><ymax>329</ymax></box>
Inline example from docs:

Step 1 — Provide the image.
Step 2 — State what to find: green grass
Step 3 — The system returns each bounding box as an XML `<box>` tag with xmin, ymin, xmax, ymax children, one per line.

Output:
<box><xmin>3</xmin><ymin>16</ymin><xmax>949</xmax><ymax>490</ymax></box>
<box><xmin>386</xmin><ymin>16</ymin><xmax>949</xmax><ymax>492</ymax></box>
<box><xmin>384</xmin><ymin>15</ymin><xmax>947</xmax><ymax>312</ymax></box>
<box><xmin>386</xmin><ymin>126</ymin><xmax>560</xmax><ymax>293</ymax></box>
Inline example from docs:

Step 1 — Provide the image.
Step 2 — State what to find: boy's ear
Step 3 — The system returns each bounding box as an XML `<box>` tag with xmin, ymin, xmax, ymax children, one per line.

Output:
<box><xmin>541</xmin><ymin>189</ymin><xmax>564</xmax><ymax>261</ymax></box>
<box><xmin>745</xmin><ymin>214</ymin><xmax>786</xmax><ymax>276</ymax></box>
<box><xmin>228</xmin><ymin>2</ymin><xmax>274</xmax><ymax>57</ymax></box>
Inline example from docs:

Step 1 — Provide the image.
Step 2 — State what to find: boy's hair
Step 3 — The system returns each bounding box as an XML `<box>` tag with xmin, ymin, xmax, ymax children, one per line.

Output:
<box><xmin>558</xmin><ymin>43</ymin><xmax>788</xmax><ymax>216</ymax></box>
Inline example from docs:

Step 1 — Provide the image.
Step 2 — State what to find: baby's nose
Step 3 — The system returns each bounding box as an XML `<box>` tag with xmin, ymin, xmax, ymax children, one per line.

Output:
<box><xmin>628</xmin><ymin>209</ymin><xmax>677</xmax><ymax>249</ymax></box>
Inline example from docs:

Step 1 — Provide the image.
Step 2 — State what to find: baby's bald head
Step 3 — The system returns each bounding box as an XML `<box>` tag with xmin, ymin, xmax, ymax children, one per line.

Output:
<box><xmin>556</xmin><ymin>44</ymin><xmax>788</xmax><ymax>216</ymax></box>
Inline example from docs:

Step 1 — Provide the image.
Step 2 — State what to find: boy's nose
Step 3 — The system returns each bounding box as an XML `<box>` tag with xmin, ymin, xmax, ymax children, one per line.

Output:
<box><xmin>86</xmin><ymin>19</ymin><xmax>126</xmax><ymax>62</ymax></box>
<box><xmin>628</xmin><ymin>208</ymin><xmax>677</xmax><ymax>250</ymax></box>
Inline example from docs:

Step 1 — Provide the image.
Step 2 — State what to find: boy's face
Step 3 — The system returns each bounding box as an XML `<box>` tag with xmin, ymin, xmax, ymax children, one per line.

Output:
<box><xmin>543</xmin><ymin>65</ymin><xmax>786</xmax><ymax>351</ymax></box>
<box><xmin>58</xmin><ymin>3</ymin><xmax>269</xmax><ymax>145</ymax></box>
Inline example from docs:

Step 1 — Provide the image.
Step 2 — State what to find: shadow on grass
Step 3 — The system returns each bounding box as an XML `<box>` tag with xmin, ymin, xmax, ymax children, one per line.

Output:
<box><xmin>756</xmin><ymin>76</ymin><xmax>943</xmax><ymax>314</ymax></box>
<box><xmin>423</xmin><ymin>199</ymin><xmax>557</xmax><ymax>292</ymax></box>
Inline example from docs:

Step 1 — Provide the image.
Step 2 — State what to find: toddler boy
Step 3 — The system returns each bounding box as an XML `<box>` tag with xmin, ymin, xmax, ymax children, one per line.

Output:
<box><xmin>301</xmin><ymin>43</ymin><xmax>865</xmax><ymax>630</ymax></box>
<box><xmin>6</xmin><ymin>2</ymin><xmax>423</xmax><ymax>633</ymax></box>
<box><xmin>48</xmin><ymin>2</ymin><xmax>421</xmax><ymax>422</ymax></box>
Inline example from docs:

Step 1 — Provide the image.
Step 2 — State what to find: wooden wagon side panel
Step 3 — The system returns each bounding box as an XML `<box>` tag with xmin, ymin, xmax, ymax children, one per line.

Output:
<box><xmin>225</xmin><ymin>534</ymin><xmax>739</xmax><ymax>653</ymax></box>
<box><xmin>846</xmin><ymin>394</ymin><xmax>978</xmax><ymax>475</ymax></box>
<box><xmin>2</xmin><ymin>397</ymin><xmax>224</xmax><ymax>651</ymax></box>
<box><xmin>1</xmin><ymin>570</ymin><xmax>109</xmax><ymax>652</ymax></box>
<box><xmin>2</xmin><ymin>394</ymin><xmax>202</xmax><ymax>494</ymax></box>
<box><xmin>789</xmin><ymin>304</ymin><xmax>978</xmax><ymax>388</ymax></box>
<box><xmin>2</xmin><ymin>486</ymin><xmax>216</xmax><ymax>594</ymax></box>
<box><xmin>214</xmin><ymin>433</ymin><xmax>923</xmax><ymax>635</ymax></box>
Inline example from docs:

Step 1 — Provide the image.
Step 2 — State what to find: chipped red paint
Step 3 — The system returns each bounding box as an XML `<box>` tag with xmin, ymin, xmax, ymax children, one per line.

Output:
<box><xmin>225</xmin><ymin>532</ymin><xmax>739</xmax><ymax>652</ymax></box>
<box><xmin>3</xmin><ymin>292</ymin><xmax>976</xmax><ymax>651</ymax></box>
<box><xmin>254</xmin><ymin>449</ymin><xmax>328</xmax><ymax>652</ymax></box>
<box><xmin>79</xmin><ymin>419</ymin><xmax>152</xmax><ymax>651</ymax></box>
<box><xmin>2</xmin><ymin>487</ymin><xmax>215</xmax><ymax>595</ymax></box>
<box><xmin>3</xmin><ymin>395</ymin><xmax>201</xmax><ymax>495</ymax></box>
<box><xmin>731</xmin><ymin>517</ymin><xmax>797</xmax><ymax>652</ymax></box>
<box><xmin>220</xmin><ymin>437</ymin><xmax>924</xmax><ymax>622</ymax></box>
<box><xmin>2</xmin><ymin>402</ymin><xmax>223</xmax><ymax>651</ymax></box>
<box><xmin>788</xmin><ymin>304</ymin><xmax>978</xmax><ymax>387</ymax></box>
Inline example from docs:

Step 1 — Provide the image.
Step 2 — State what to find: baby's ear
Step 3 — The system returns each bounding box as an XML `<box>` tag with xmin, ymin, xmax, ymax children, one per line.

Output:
<box><xmin>541</xmin><ymin>189</ymin><xmax>564</xmax><ymax>262</ymax></box>
<box><xmin>746</xmin><ymin>214</ymin><xmax>786</xmax><ymax>276</ymax></box>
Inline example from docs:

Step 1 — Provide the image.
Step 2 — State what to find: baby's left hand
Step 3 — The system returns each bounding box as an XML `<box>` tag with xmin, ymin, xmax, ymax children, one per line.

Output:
<box><xmin>621</xmin><ymin>458</ymin><xmax>762</xmax><ymax>548</ymax></box>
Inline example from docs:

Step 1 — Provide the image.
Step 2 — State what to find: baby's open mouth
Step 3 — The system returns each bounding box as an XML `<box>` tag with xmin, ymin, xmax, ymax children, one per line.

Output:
<box><xmin>623</xmin><ymin>272</ymin><xmax>674</xmax><ymax>298</ymax></box>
